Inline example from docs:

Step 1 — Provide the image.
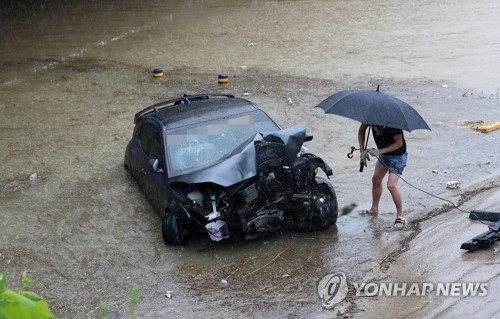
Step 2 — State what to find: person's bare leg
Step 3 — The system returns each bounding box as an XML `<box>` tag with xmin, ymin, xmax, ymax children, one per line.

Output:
<box><xmin>370</xmin><ymin>162</ymin><xmax>388</xmax><ymax>215</ymax></box>
<box><xmin>387</xmin><ymin>173</ymin><xmax>403</xmax><ymax>219</ymax></box>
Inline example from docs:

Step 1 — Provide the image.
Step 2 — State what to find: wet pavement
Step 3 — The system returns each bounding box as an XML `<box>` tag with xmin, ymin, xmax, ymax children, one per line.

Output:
<box><xmin>1</xmin><ymin>1</ymin><xmax>500</xmax><ymax>318</ymax></box>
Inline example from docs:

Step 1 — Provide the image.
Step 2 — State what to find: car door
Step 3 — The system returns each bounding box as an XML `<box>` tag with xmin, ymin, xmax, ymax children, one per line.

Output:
<box><xmin>126</xmin><ymin>123</ymin><xmax>146</xmax><ymax>187</ymax></box>
<box><xmin>138</xmin><ymin>120</ymin><xmax>166</xmax><ymax>213</ymax></box>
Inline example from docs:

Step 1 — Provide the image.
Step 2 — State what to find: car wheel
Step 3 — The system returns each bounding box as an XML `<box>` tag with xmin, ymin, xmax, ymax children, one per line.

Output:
<box><xmin>162</xmin><ymin>212</ymin><xmax>190</xmax><ymax>245</ymax></box>
<box><xmin>311</xmin><ymin>177</ymin><xmax>338</xmax><ymax>229</ymax></box>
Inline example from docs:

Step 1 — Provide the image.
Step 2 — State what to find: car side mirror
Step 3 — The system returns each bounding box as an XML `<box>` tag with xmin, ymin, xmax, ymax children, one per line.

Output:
<box><xmin>304</xmin><ymin>131</ymin><xmax>313</xmax><ymax>142</ymax></box>
<box><xmin>148</xmin><ymin>159</ymin><xmax>164</xmax><ymax>173</ymax></box>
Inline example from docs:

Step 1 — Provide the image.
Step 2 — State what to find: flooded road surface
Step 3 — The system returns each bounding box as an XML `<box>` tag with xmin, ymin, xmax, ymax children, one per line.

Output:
<box><xmin>1</xmin><ymin>1</ymin><xmax>499</xmax><ymax>318</ymax></box>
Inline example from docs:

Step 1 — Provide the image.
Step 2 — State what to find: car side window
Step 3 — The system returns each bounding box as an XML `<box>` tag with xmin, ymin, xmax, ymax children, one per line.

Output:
<box><xmin>139</xmin><ymin>122</ymin><xmax>164</xmax><ymax>164</ymax></box>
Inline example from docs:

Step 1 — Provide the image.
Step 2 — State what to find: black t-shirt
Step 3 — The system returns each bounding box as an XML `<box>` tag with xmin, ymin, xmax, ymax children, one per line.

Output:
<box><xmin>371</xmin><ymin>125</ymin><xmax>406</xmax><ymax>156</ymax></box>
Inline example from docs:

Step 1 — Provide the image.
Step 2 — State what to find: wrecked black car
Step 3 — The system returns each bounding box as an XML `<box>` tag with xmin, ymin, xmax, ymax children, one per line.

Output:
<box><xmin>124</xmin><ymin>93</ymin><xmax>338</xmax><ymax>245</ymax></box>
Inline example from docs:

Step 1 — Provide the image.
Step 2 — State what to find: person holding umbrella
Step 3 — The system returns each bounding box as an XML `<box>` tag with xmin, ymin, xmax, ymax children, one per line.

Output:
<box><xmin>317</xmin><ymin>86</ymin><xmax>431</xmax><ymax>229</ymax></box>
<box><xmin>359</xmin><ymin>124</ymin><xmax>407</xmax><ymax>228</ymax></box>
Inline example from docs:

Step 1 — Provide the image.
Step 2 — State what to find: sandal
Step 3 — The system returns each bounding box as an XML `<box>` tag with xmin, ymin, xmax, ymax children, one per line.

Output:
<box><xmin>393</xmin><ymin>217</ymin><xmax>407</xmax><ymax>229</ymax></box>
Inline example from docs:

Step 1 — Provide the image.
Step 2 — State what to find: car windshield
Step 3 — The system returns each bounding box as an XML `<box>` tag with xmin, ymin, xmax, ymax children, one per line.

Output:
<box><xmin>165</xmin><ymin>110</ymin><xmax>279</xmax><ymax>175</ymax></box>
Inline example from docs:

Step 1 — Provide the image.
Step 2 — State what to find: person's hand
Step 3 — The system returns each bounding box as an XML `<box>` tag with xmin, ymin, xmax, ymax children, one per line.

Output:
<box><xmin>360</xmin><ymin>150</ymin><xmax>370</xmax><ymax>167</ymax></box>
<box><xmin>367</xmin><ymin>148</ymin><xmax>380</xmax><ymax>157</ymax></box>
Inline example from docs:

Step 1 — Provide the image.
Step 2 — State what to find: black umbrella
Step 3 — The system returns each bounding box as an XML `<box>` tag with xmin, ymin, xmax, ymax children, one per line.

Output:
<box><xmin>316</xmin><ymin>86</ymin><xmax>431</xmax><ymax>132</ymax></box>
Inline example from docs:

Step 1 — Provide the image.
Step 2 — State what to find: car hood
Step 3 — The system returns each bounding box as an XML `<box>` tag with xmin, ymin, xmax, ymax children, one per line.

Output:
<box><xmin>170</xmin><ymin>125</ymin><xmax>307</xmax><ymax>187</ymax></box>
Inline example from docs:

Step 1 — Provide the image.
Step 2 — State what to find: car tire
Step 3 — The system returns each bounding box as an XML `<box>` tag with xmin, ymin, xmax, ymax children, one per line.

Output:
<box><xmin>312</xmin><ymin>177</ymin><xmax>338</xmax><ymax>229</ymax></box>
<box><xmin>162</xmin><ymin>212</ymin><xmax>189</xmax><ymax>246</ymax></box>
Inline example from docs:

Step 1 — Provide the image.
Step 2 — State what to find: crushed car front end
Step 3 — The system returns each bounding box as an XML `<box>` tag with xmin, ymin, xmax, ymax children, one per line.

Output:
<box><xmin>166</xmin><ymin>125</ymin><xmax>338</xmax><ymax>245</ymax></box>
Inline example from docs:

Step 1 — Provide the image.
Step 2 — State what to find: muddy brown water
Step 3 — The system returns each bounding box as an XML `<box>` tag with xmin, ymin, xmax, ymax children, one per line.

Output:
<box><xmin>1</xmin><ymin>1</ymin><xmax>499</xmax><ymax>318</ymax></box>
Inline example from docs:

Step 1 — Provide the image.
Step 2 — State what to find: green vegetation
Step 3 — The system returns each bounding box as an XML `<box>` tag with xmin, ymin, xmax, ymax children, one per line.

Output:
<box><xmin>128</xmin><ymin>284</ymin><xmax>140</xmax><ymax>319</ymax></box>
<box><xmin>1</xmin><ymin>271</ymin><xmax>140</xmax><ymax>319</ymax></box>
<box><xmin>102</xmin><ymin>284</ymin><xmax>140</xmax><ymax>319</ymax></box>
<box><xmin>0</xmin><ymin>271</ymin><xmax>53</xmax><ymax>319</ymax></box>
<box><xmin>101</xmin><ymin>302</ymin><xmax>108</xmax><ymax>319</ymax></box>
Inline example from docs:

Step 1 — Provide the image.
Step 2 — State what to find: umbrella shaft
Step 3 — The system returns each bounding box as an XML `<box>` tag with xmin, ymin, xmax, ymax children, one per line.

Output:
<box><xmin>360</xmin><ymin>126</ymin><xmax>371</xmax><ymax>173</ymax></box>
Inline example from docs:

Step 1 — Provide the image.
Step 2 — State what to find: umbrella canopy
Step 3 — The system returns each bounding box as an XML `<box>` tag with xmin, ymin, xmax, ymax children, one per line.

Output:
<box><xmin>317</xmin><ymin>86</ymin><xmax>431</xmax><ymax>132</ymax></box>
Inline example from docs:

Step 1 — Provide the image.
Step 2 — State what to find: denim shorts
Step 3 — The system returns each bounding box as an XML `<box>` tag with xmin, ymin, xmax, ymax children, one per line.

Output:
<box><xmin>378</xmin><ymin>152</ymin><xmax>408</xmax><ymax>174</ymax></box>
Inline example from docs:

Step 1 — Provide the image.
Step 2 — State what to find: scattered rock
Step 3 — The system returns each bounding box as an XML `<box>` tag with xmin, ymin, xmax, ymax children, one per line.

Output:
<box><xmin>446</xmin><ymin>181</ymin><xmax>461</xmax><ymax>189</ymax></box>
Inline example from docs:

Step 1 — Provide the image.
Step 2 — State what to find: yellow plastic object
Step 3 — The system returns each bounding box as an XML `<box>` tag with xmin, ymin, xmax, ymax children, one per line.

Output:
<box><xmin>153</xmin><ymin>68</ymin><xmax>164</xmax><ymax>77</ymax></box>
<box><xmin>218</xmin><ymin>73</ymin><xmax>228</xmax><ymax>84</ymax></box>
<box><xmin>470</xmin><ymin>122</ymin><xmax>500</xmax><ymax>133</ymax></box>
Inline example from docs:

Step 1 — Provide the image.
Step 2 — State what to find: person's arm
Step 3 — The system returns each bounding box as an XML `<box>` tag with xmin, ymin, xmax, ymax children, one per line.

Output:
<box><xmin>358</xmin><ymin>124</ymin><xmax>369</xmax><ymax>151</ymax></box>
<box><xmin>379</xmin><ymin>133</ymin><xmax>403</xmax><ymax>154</ymax></box>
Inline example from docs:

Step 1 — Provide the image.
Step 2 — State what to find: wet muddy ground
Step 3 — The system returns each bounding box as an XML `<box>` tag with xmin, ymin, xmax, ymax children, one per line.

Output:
<box><xmin>1</xmin><ymin>1</ymin><xmax>500</xmax><ymax>318</ymax></box>
<box><xmin>1</xmin><ymin>60</ymin><xmax>499</xmax><ymax>318</ymax></box>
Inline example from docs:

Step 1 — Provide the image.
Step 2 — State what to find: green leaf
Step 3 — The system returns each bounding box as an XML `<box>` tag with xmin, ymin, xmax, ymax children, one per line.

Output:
<box><xmin>0</xmin><ymin>290</ymin><xmax>31</xmax><ymax>319</ymax></box>
<box><xmin>0</xmin><ymin>289</ymin><xmax>53</xmax><ymax>319</ymax></box>
<box><xmin>1</xmin><ymin>304</ymin><xmax>30</xmax><ymax>319</ymax></box>
<box><xmin>0</xmin><ymin>307</ymin><xmax>7</xmax><ymax>319</ymax></box>
<box><xmin>32</xmin><ymin>300</ymin><xmax>54</xmax><ymax>319</ymax></box>
<box><xmin>19</xmin><ymin>291</ymin><xmax>42</xmax><ymax>302</ymax></box>
<box><xmin>2</xmin><ymin>289</ymin><xmax>35</xmax><ymax>311</ymax></box>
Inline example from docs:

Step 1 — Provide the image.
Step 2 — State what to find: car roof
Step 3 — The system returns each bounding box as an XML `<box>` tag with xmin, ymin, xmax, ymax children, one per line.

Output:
<box><xmin>135</xmin><ymin>93</ymin><xmax>264</xmax><ymax>129</ymax></box>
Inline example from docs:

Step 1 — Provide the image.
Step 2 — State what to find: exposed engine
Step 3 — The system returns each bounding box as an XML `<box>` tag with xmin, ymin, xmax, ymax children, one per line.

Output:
<box><xmin>180</xmin><ymin>143</ymin><xmax>337</xmax><ymax>242</ymax></box>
